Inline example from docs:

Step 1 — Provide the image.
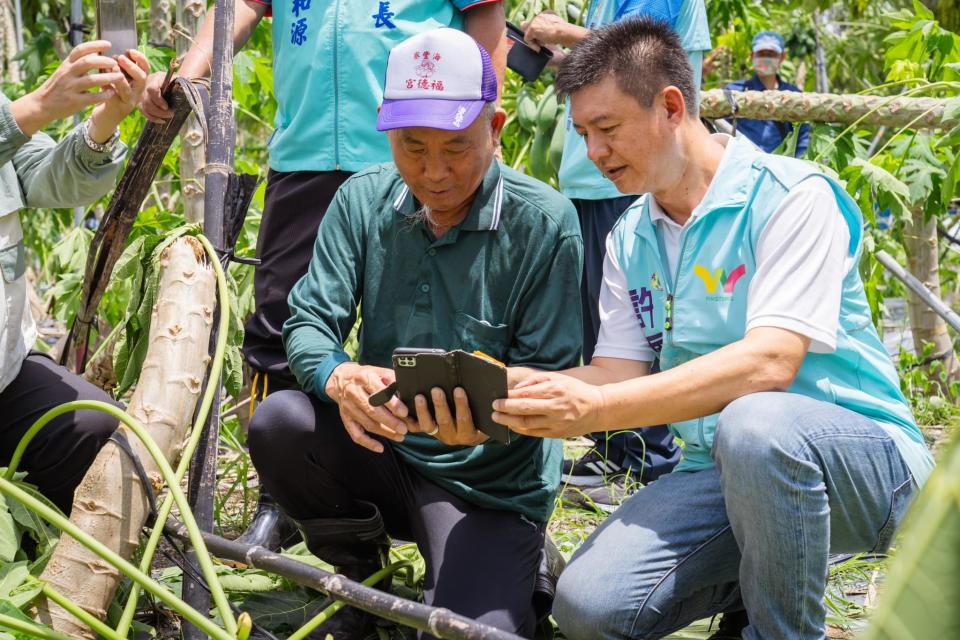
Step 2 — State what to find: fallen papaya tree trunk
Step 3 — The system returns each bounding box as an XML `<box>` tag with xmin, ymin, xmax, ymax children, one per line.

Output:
<box><xmin>34</xmin><ymin>237</ymin><xmax>216</xmax><ymax>639</ymax></box>
<box><xmin>699</xmin><ymin>89</ymin><xmax>957</xmax><ymax>130</ymax></box>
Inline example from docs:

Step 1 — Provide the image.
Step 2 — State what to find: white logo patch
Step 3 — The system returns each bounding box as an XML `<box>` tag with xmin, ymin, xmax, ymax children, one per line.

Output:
<box><xmin>452</xmin><ymin>105</ymin><xmax>467</xmax><ymax>128</ymax></box>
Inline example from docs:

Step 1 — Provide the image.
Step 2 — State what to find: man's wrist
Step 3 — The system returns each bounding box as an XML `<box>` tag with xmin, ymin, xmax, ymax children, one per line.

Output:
<box><xmin>82</xmin><ymin>118</ymin><xmax>120</xmax><ymax>153</ymax></box>
<box><xmin>88</xmin><ymin>107</ymin><xmax>125</xmax><ymax>145</ymax></box>
<box><xmin>8</xmin><ymin>93</ymin><xmax>47</xmax><ymax>137</ymax></box>
<box><xmin>556</xmin><ymin>23</ymin><xmax>589</xmax><ymax>48</ymax></box>
<box><xmin>324</xmin><ymin>361</ymin><xmax>358</xmax><ymax>400</ymax></box>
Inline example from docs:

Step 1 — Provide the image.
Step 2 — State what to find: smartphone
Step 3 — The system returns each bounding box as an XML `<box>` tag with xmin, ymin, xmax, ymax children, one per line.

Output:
<box><xmin>506</xmin><ymin>22</ymin><xmax>553</xmax><ymax>83</ymax></box>
<box><xmin>389</xmin><ymin>348</ymin><xmax>513</xmax><ymax>444</ymax></box>
<box><xmin>96</xmin><ymin>0</ymin><xmax>138</xmax><ymax>59</ymax></box>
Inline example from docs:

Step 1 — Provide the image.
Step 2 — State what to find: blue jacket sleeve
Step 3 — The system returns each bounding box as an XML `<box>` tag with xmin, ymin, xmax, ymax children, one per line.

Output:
<box><xmin>616</xmin><ymin>0</ymin><xmax>682</xmax><ymax>26</ymax></box>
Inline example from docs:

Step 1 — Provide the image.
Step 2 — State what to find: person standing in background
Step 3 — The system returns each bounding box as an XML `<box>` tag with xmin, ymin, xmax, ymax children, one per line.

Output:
<box><xmin>724</xmin><ymin>31</ymin><xmax>811</xmax><ymax>156</ymax></box>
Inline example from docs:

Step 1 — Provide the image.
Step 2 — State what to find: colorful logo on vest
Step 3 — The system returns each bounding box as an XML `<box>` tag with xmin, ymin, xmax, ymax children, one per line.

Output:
<box><xmin>693</xmin><ymin>264</ymin><xmax>747</xmax><ymax>298</ymax></box>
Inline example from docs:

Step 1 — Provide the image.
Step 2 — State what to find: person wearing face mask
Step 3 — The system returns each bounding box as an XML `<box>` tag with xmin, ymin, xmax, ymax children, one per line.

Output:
<box><xmin>723</xmin><ymin>31</ymin><xmax>810</xmax><ymax>157</ymax></box>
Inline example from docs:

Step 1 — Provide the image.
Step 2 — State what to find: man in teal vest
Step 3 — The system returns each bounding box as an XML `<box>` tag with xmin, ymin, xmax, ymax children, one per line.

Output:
<box><xmin>492</xmin><ymin>19</ymin><xmax>933</xmax><ymax>640</ymax></box>
<box><xmin>139</xmin><ymin>0</ymin><xmax>506</xmax><ymax>550</ymax></box>
<box><xmin>521</xmin><ymin>1</ymin><xmax>711</xmax><ymax>498</ymax></box>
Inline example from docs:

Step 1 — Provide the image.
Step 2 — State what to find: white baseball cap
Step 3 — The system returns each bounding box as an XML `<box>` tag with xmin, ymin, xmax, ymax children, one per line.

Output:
<box><xmin>377</xmin><ymin>28</ymin><xmax>498</xmax><ymax>132</ymax></box>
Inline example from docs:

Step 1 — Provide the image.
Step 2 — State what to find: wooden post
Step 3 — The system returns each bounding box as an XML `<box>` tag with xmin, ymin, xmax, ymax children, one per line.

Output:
<box><xmin>182</xmin><ymin>0</ymin><xmax>234</xmax><ymax>636</ymax></box>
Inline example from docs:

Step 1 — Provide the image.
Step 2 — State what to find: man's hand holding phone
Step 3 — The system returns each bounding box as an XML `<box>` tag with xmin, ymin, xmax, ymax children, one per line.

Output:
<box><xmin>411</xmin><ymin>387</ymin><xmax>489</xmax><ymax>447</ymax></box>
<box><xmin>325</xmin><ymin>362</ymin><xmax>412</xmax><ymax>453</ymax></box>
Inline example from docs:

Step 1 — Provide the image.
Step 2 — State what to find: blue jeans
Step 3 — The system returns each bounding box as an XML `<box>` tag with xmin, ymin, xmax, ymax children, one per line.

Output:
<box><xmin>553</xmin><ymin>392</ymin><xmax>917</xmax><ymax>640</ymax></box>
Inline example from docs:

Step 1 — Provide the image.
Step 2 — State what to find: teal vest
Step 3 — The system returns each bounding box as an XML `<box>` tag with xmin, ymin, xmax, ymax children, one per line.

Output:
<box><xmin>612</xmin><ymin>137</ymin><xmax>932</xmax><ymax>481</ymax></box>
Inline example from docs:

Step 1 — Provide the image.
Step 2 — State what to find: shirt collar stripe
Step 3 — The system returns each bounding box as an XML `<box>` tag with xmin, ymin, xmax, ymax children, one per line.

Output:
<box><xmin>393</xmin><ymin>185</ymin><xmax>410</xmax><ymax>211</ymax></box>
<box><xmin>489</xmin><ymin>176</ymin><xmax>504</xmax><ymax>230</ymax></box>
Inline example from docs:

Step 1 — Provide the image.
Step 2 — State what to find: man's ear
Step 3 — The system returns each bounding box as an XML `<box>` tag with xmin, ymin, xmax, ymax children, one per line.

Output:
<box><xmin>491</xmin><ymin>108</ymin><xmax>507</xmax><ymax>140</ymax></box>
<box><xmin>661</xmin><ymin>86</ymin><xmax>686</xmax><ymax>124</ymax></box>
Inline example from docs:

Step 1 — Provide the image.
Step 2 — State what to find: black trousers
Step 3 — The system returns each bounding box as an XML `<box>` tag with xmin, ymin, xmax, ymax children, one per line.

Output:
<box><xmin>0</xmin><ymin>353</ymin><xmax>118</xmax><ymax>514</ymax></box>
<box><xmin>573</xmin><ymin>196</ymin><xmax>680</xmax><ymax>482</ymax></box>
<box><xmin>242</xmin><ymin>169</ymin><xmax>353</xmax><ymax>386</ymax></box>
<box><xmin>248</xmin><ymin>390</ymin><xmax>544</xmax><ymax>639</ymax></box>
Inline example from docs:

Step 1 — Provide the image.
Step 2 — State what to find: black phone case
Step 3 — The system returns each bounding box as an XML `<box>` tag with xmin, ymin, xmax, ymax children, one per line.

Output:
<box><xmin>392</xmin><ymin>349</ymin><xmax>512</xmax><ymax>444</ymax></box>
<box><xmin>506</xmin><ymin>22</ymin><xmax>553</xmax><ymax>83</ymax></box>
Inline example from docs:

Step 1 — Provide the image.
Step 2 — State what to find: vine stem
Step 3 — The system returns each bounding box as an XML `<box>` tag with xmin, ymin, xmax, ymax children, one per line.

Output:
<box><xmin>39</xmin><ymin>583</ymin><xmax>123</xmax><ymax>640</ymax></box>
<box><xmin>0</xmin><ymin>475</ymin><xmax>234</xmax><ymax>640</ymax></box>
<box><xmin>0</xmin><ymin>612</ymin><xmax>75</xmax><ymax>640</ymax></box>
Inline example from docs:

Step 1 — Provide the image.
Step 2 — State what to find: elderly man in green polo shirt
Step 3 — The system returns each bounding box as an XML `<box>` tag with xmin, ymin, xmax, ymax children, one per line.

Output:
<box><xmin>246</xmin><ymin>29</ymin><xmax>582</xmax><ymax>639</ymax></box>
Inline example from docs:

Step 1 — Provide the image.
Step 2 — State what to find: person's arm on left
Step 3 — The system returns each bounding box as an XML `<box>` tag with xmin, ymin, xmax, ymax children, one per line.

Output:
<box><xmin>12</xmin><ymin>45</ymin><xmax>149</xmax><ymax>209</ymax></box>
<box><xmin>494</xmin><ymin>177</ymin><xmax>851</xmax><ymax>438</ymax></box>
<box><xmin>462</xmin><ymin>1</ymin><xmax>507</xmax><ymax>93</ymax></box>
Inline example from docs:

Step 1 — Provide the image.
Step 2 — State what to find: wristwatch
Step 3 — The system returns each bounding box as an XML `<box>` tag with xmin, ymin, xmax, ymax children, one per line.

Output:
<box><xmin>82</xmin><ymin>119</ymin><xmax>120</xmax><ymax>153</ymax></box>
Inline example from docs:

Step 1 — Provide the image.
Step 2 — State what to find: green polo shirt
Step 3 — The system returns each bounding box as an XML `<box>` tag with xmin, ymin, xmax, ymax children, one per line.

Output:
<box><xmin>284</xmin><ymin>160</ymin><xmax>583</xmax><ymax>522</ymax></box>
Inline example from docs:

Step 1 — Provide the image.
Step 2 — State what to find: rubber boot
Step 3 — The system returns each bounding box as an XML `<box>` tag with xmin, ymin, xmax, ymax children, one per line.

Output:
<box><xmin>707</xmin><ymin>609</ymin><xmax>750</xmax><ymax>640</ymax></box>
<box><xmin>235</xmin><ymin>491</ymin><xmax>302</xmax><ymax>551</ymax></box>
<box><xmin>296</xmin><ymin>501</ymin><xmax>391</xmax><ymax>640</ymax></box>
<box><xmin>533</xmin><ymin>534</ymin><xmax>566</xmax><ymax>640</ymax></box>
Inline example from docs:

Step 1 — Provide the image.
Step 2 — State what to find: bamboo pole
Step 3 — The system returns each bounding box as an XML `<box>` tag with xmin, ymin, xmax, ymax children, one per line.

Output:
<box><xmin>699</xmin><ymin>90</ymin><xmax>957</xmax><ymax>130</ymax></box>
<box><xmin>875</xmin><ymin>250</ymin><xmax>960</xmax><ymax>335</ymax></box>
<box><xmin>34</xmin><ymin>237</ymin><xmax>217</xmax><ymax>639</ymax></box>
<box><xmin>182</xmin><ymin>0</ymin><xmax>235</xmax><ymax>634</ymax></box>
<box><xmin>165</xmin><ymin>519</ymin><xmax>528</xmax><ymax>640</ymax></box>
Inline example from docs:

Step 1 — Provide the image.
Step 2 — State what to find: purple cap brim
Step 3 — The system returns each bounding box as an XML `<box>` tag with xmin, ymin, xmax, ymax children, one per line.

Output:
<box><xmin>377</xmin><ymin>98</ymin><xmax>487</xmax><ymax>132</ymax></box>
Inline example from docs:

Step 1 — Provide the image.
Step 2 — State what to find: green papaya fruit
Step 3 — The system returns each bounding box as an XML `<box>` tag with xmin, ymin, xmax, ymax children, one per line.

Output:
<box><xmin>516</xmin><ymin>86</ymin><xmax>539</xmax><ymax>131</ymax></box>
<box><xmin>549</xmin><ymin>111</ymin><xmax>566</xmax><ymax>173</ymax></box>
<box><xmin>528</xmin><ymin>120</ymin><xmax>554</xmax><ymax>182</ymax></box>
<box><xmin>536</xmin><ymin>85</ymin><xmax>559</xmax><ymax>129</ymax></box>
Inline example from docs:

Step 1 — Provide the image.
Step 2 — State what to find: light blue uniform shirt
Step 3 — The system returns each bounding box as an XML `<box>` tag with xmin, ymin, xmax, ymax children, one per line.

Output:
<box><xmin>258</xmin><ymin>0</ymin><xmax>485</xmax><ymax>172</ymax></box>
<box><xmin>609</xmin><ymin>136</ymin><xmax>934</xmax><ymax>485</ymax></box>
<box><xmin>558</xmin><ymin>0</ymin><xmax>711</xmax><ymax>200</ymax></box>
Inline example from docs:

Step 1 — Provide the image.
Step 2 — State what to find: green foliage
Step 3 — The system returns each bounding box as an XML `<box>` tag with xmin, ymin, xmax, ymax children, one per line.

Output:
<box><xmin>863</xmin><ymin>432</ymin><xmax>960</xmax><ymax>639</ymax></box>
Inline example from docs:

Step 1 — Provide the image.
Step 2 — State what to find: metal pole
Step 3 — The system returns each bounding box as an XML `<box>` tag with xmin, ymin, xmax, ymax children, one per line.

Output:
<box><xmin>813</xmin><ymin>9</ymin><xmax>830</xmax><ymax>94</ymax></box>
<box><xmin>183</xmin><ymin>0</ymin><xmax>234</xmax><ymax>636</ymax></box>
<box><xmin>875</xmin><ymin>250</ymin><xmax>960</xmax><ymax>335</ymax></box>
<box><xmin>70</xmin><ymin>0</ymin><xmax>84</xmax><ymax>226</ymax></box>
<box><xmin>12</xmin><ymin>0</ymin><xmax>23</xmax><ymax>51</ymax></box>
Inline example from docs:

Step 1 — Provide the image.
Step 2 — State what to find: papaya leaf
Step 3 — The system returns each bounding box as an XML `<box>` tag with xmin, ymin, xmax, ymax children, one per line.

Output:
<box><xmin>113</xmin><ymin>227</ymin><xmax>196</xmax><ymax>395</ymax></box>
<box><xmin>863</xmin><ymin>434</ymin><xmax>960</xmax><ymax>639</ymax></box>
<box><xmin>0</xmin><ymin>564</ymin><xmax>41</xmax><ymax>609</ymax></box>
<box><xmin>0</xmin><ymin>495</ymin><xmax>16</xmax><ymax>564</ymax></box>
<box><xmin>847</xmin><ymin>159</ymin><xmax>911</xmax><ymax>214</ymax></box>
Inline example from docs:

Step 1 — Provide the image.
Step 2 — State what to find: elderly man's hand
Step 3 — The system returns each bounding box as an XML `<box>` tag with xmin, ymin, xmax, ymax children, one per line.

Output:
<box><xmin>412</xmin><ymin>387</ymin><xmax>488</xmax><ymax>447</ymax></box>
<box><xmin>325</xmin><ymin>362</ymin><xmax>412</xmax><ymax>453</ymax></box>
<box><xmin>140</xmin><ymin>71</ymin><xmax>174</xmax><ymax>123</ymax></box>
<box><xmin>521</xmin><ymin>11</ymin><xmax>583</xmax><ymax>50</ymax></box>
<box><xmin>492</xmin><ymin>372</ymin><xmax>605</xmax><ymax>439</ymax></box>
